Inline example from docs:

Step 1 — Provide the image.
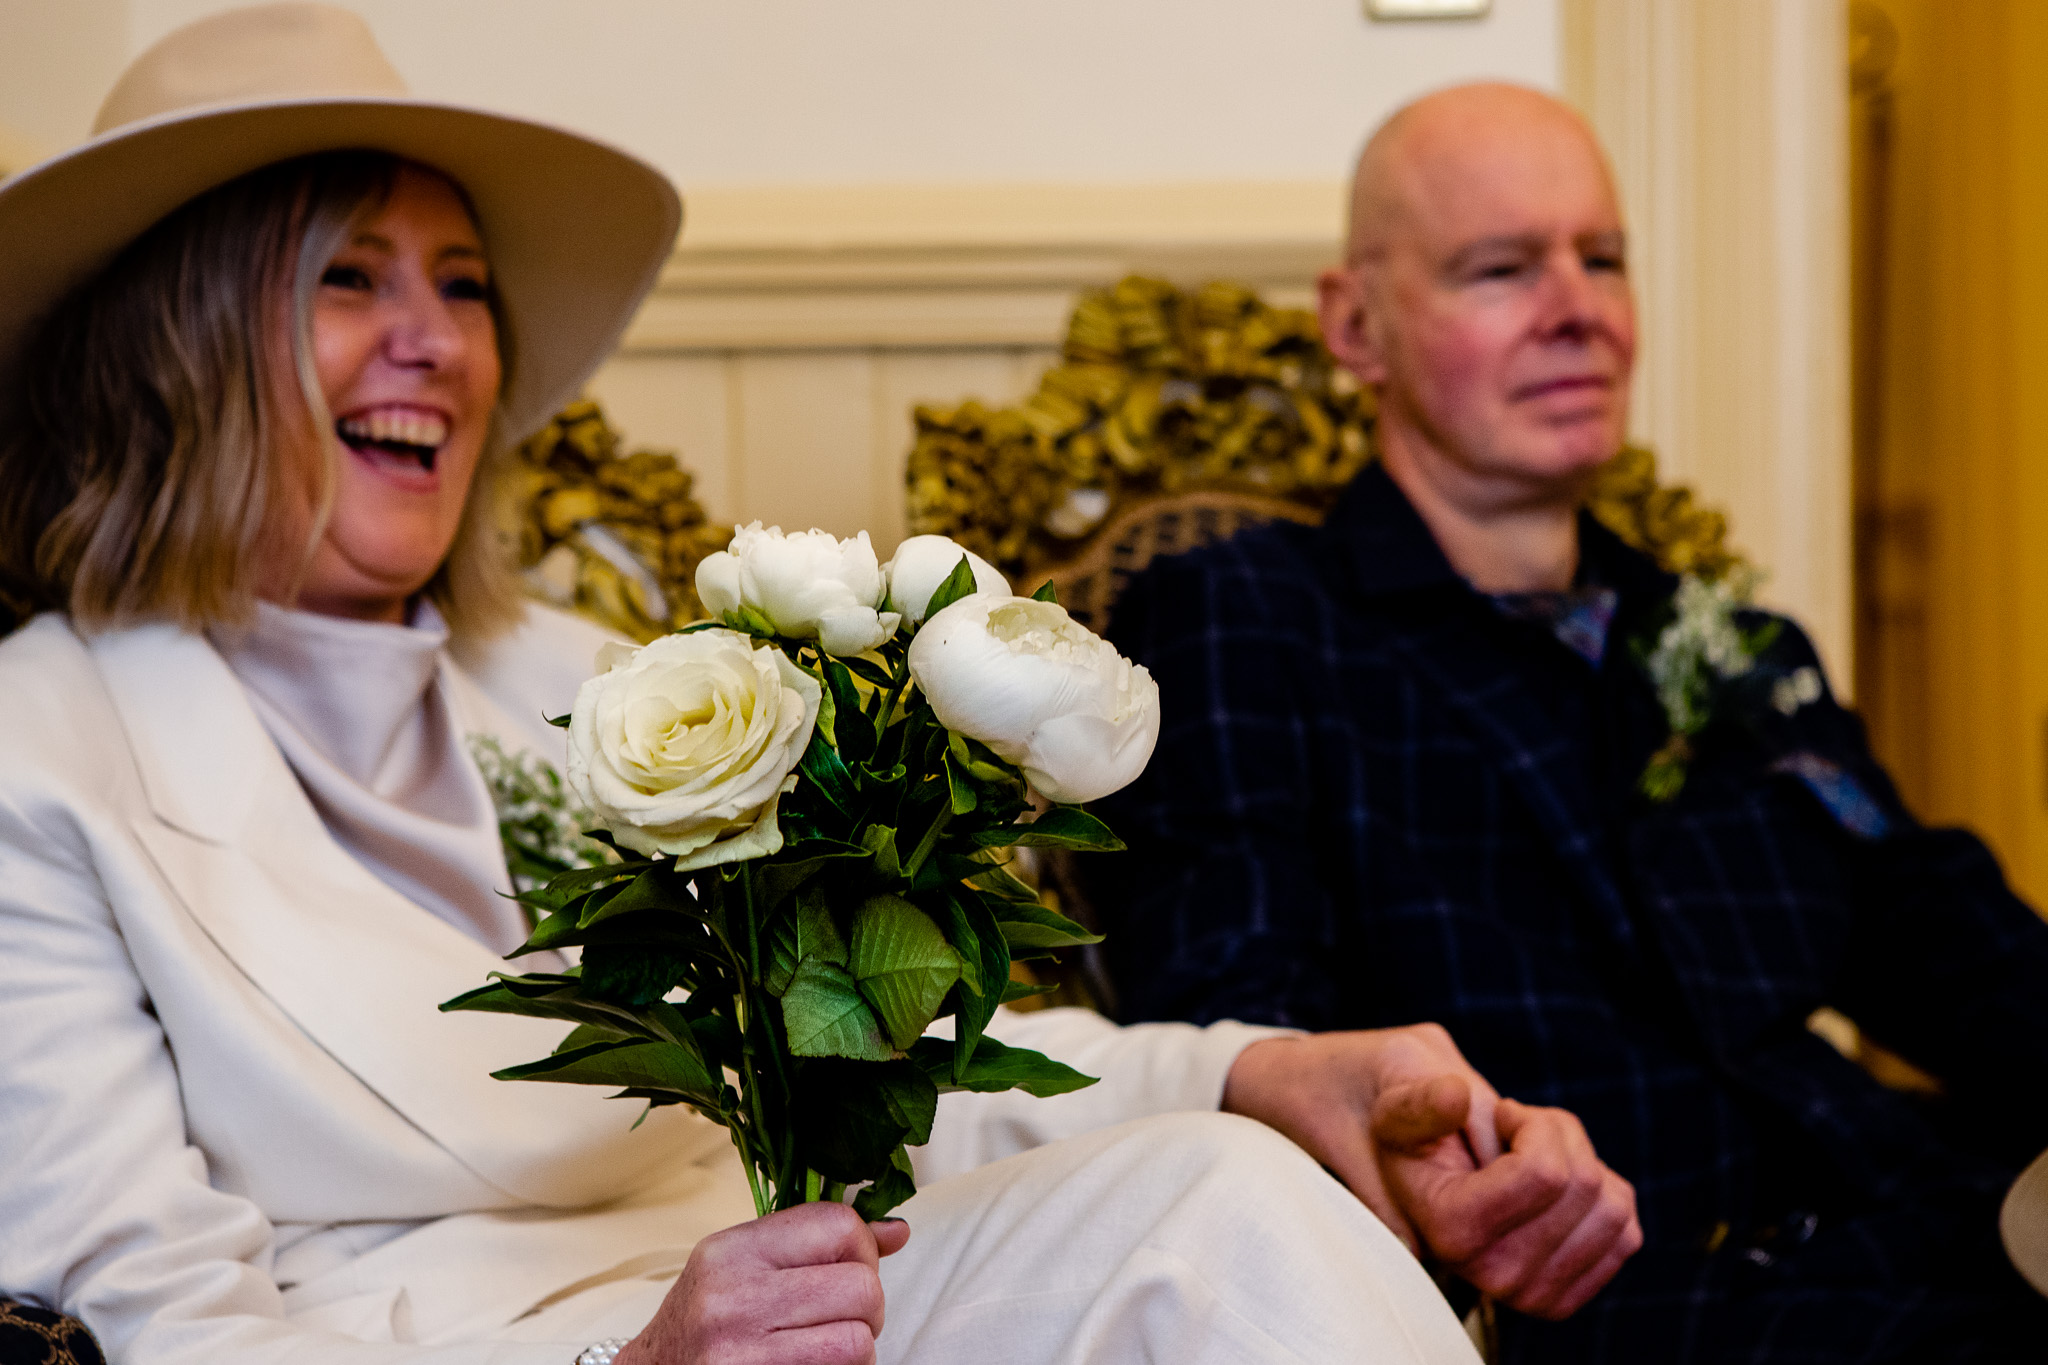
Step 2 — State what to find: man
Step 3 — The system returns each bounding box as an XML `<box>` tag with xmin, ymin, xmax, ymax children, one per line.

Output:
<box><xmin>1090</xmin><ymin>82</ymin><xmax>2048</xmax><ymax>1361</ymax></box>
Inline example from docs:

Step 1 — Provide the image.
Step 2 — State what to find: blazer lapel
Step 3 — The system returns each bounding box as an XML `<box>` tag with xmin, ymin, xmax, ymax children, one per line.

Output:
<box><xmin>1320</xmin><ymin>468</ymin><xmax>1640</xmax><ymax>952</ymax></box>
<box><xmin>1385</xmin><ymin>609</ymin><xmax>1640</xmax><ymax>955</ymax></box>
<box><xmin>90</xmin><ymin>624</ymin><xmax>703</xmax><ymax>1208</ymax></box>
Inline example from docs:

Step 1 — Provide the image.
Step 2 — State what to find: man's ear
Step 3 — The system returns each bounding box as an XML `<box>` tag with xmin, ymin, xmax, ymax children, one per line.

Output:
<box><xmin>1317</xmin><ymin>264</ymin><xmax>1388</xmax><ymax>386</ymax></box>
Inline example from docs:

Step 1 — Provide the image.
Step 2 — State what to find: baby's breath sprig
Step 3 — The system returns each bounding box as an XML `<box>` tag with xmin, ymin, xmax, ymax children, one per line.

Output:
<box><xmin>468</xmin><ymin>733</ymin><xmax>609</xmax><ymax>899</ymax></box>
<box><xmin>1633</xmin><ymin>569</ymin><xmax>1784</xmax><ymax>803</ymax></box>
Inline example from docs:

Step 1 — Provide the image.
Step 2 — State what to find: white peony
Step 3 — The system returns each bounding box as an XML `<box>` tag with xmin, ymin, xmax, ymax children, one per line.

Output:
<box><xmin>695</xmin><ymin>523</ymin><xmax>902</xmax><ymax>655</ymax></box>
<box><xmin>907</xmin><ymin>593</ymin><xmax>1160</xmax><ymax>805</ymax></box>
<box><xmin>566</xmin><ymin>629</ymin><xmax>822</xmax><ymax>868</ymax></box>
<box><xmin>882</xmin><ymin>534</ymin><xmax>1010</xmax><ymax>627</ymax></box>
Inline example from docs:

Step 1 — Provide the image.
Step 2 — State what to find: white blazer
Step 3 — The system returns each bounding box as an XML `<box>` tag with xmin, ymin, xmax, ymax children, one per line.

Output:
<box><xmin>0</xmin><ymin>609</ymin><xmax>1272</xmax><ymax>1365</ymax></box>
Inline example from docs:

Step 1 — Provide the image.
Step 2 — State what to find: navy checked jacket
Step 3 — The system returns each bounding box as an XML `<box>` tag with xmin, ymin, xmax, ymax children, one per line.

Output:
<box><xmin>1089</xmin><ymin>465</ymin><xmax>2048</xmax><ymax>1363</ymax></box>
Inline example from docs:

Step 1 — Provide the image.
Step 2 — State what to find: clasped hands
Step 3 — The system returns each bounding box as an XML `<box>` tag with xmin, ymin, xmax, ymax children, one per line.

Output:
<box><xmin>1221</xmin><ymin>1023</ymin><xmax>1643</xmax><ymax>1320</ymax></box>
<box><xmin>619</xmin><ymin>1022</ymin><xmax>1642</xmax><ymax>1364</ymax></box>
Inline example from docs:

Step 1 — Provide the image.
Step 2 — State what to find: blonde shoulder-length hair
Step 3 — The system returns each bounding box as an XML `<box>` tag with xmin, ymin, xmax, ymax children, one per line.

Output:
<box><xmin>0</xmin><ymin>150</ymin><xmax>525</xmax><ymax>641</ymax></box>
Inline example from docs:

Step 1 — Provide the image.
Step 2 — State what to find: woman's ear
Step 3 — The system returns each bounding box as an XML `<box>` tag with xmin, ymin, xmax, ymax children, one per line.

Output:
<box><xmin>1316</xmin><ymin>263</ymin><xmax>1388</xmax><ymax>387</ymax></box>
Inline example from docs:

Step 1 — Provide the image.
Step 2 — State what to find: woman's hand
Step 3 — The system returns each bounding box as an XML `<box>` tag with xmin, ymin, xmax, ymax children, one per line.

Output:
<box><xmin>616</xmin><ymin>1204</ymin><xmax>911</xmax><ymax>1365</ymax></box>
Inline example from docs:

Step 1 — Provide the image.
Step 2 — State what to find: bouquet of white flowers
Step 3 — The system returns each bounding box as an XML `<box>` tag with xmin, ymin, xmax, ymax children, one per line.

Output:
<box><xmin>444</xmin><ymin>528</ymin><xmax>1161</xmax><ymax>1219</ymax></box>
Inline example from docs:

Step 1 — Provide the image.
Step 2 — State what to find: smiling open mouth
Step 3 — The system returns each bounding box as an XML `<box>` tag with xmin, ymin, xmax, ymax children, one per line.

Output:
<box><xmin>337</xmin><ymin>407</ymin><xmax>449</xmax><ymax>472</ymax></box>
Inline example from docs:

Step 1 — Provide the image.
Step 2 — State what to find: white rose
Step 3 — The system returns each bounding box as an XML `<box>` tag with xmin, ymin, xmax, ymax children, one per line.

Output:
<box><xmin>695</xmin><ymin>523</ymin><xmax>901</xmax><ymax>655</ymax></box>
<box><xmin>907</xmin><ymin>593</ymin><xmax>1160</xmax><ymax>805</ymax></box>
<box><xmin>882</xmin><ymin>534</ymin><xmax>1010</xmax><ymax>627</ymax></box>
<box><xmin>566</xmin><ymin>629</ymin><xmax>822</xmax><ymax>868</ymax></box>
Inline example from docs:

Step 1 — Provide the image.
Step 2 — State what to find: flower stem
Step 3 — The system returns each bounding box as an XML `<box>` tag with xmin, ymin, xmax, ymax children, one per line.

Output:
<box><xmin>877</xmin><ymin>654</ymin><xmax>914</xmax><ymax>754</ymax></box>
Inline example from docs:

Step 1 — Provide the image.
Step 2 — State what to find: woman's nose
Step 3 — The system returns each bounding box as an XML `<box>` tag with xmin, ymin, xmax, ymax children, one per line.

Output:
<box><xmin>382</xmin><ymin>276</ymin><xmax>464</xmax><ymax>369</ymax></box>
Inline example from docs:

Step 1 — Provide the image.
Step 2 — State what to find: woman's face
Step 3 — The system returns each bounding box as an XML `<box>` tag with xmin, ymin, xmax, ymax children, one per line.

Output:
<box><xmin>288</xmin><ymin>164</ymin><xmax>501</xmax><ymax>623</ymax></box>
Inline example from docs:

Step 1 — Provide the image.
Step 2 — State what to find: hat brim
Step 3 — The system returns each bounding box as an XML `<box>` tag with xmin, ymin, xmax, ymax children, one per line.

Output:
<box><xmin>2003</xmin><ymin>1146</ymin><xmax>2048</xmax><ymax>1297</ymax></box>
<box><xmin>0</xmin><ymin>95</ymin><xmax>680</xmax><ymax>441</ymax></box>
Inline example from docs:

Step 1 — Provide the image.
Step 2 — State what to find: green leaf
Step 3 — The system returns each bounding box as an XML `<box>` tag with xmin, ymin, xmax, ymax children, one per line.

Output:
<box><xmin>580</xmin><ymin>940</ymin><xmax>706</xmax><ymax>1006</ymax></box>
<box><xmin>546</xmin><ymin>712</ymin><xmax>572</xmax><ymax>729</ymax></box>
<box><xmin>861</xmin><ymin>825</ymin><xmax>902</xmax><ymax>881</ymax></box>
<box><xmin>999</xmin><ymin>978</ymin><xmax>1058</xmax><ymax>1004</ymax></box>
<box><xmin>852</xmin><ymin>1145</ymin><xmax>919</xmax><ymax>1221</ymax></box>
<box><xmin>792</xmin><ymin>1060</ymin><xmax>937</xmax><ymax>1184</ymax></box>
<box><xmin>909</xmin><ymin>1034</ymin><xmax>1098</xmax><ymax>1097</ymax></box>
<box><xmin>821</xmin><ymin>658</ymin><xmax>872</xmax><ymax>763</ymax></box>
<box><xmin>765</xmin><ymin>908</ymin><xmax>799</xmax><ymax>996</ymax></box>
<box><xmin>579</xmin><ymin>865</ymin><xmax>688</xmax><ymax>928</ymax></box>
<box><xmin>838</xmin><ymin>655</ymin><xmax>896</xmax><ymax>689</ymax></box>
<box><xmin>971</xmin><ymin>805</ymin><xmax>1125</xmax><ymax>852</ymax></box>
<box><xmin>720</xmin><ymin>604</ymin><xmax>777</xmax><ymax>638</ymax></box>
<box><xmin>899</xmin><ymin>801</ymin><xmax>952</xmax><ymax>882</ymax></box>
<box><xmin>965</xmin><ymin>860</ymin><xmax>1040</xmax><ymax>904</ymax></box>
<box><xmin>439</xmin><ymin>974</ymin><xmax>668</xmax><ymax>1042</ymax></box>
<box><xmin>798</xmin><ymin>730</ymin><xmax>862</xmax><ymax>815</ymax></box>
<box><xmin>947</xmin><ymin>730</ymin><xmax>1018</xmax><ymax>786</ymax></box>
<box><xmin>797</xmin><ymin>884</ymin><xmax>849</xmax><ymax>966</ymax></box>
<box><xmin>943</xmin><ymin>747</ymin><xmax>979</xmax><ymax>816</ymax></box>
<box><xmin>994</xmin><ymin>898</ymin><xmax>1102</xmax><ymax>950</ymax></box>
<box><xmin>554</xmin><ymin>1021</ymin><xmax>629</xmax><ymax>1053</ymax></box>
<box><xmin>849</xmin><ymin>894</ymin><xmax>963</xmax><ymax>1049</ymax></box>
<box><xmin>859</xmin><ymin>761</ymin><xmax>910</xmax><ymax>789</ymax></box>
<box><xmin>1030</xmin><ymin>579</ymin><xmax>1059</xmax><ymax>603</ymax></box>
<box><xmin>781</xmin><ymin>959</ymin><xmax>893</xmax><ymax>1060</ymax></box>
<box><xmin>754</xmin><ymin>840</ymin><xmax>868</xmax><ymax>913</ymax></box>
<box><xmin>493</xmin><ymin>1037</ymin><xmax>719</xmax><ymax>1100</ymax></box>
<box><xmin>519</xmin><ymin>907</ymin><xmax>585</xmax><ymax>953</ymax></box>
<box><xmin>923</xmin><ymin>556</ymin><xmax>981</xmax><ymax>621</ymax></box>
<box><xmin>813</xmin><ymin>664</ymin><xmax>840</xmax><ymax>751</ymax></box>
<box><xmin>541</xmin><ymin>858</ymin><xmax>660</xmax><ymax>897</ymax></box>
<box><xmin>934</xmin><ymin>889</ymin><xmax>1007</xmax><ymax>1077</ymax></box>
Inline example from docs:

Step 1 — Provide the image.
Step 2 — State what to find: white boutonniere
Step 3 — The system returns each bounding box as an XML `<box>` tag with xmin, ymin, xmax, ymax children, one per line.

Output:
<box><xmin>1633</xmin><ymin>570</ymin><xmax>1793</xmax><ymax>802</ymax></box>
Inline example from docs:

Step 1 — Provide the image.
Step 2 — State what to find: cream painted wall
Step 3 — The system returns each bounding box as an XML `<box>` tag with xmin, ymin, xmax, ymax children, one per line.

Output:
<box><xmin>0</xmin><ymin>0</ymin><xmax>127</xmax><ymax>162</ymax></box>
<box><xmin>1563</xmin><ymin>0</ymin><xmax>1852</xmax><ymax>687</ymax></box>
<box><xmin>121</xmin><ymin>0</ymin><xmax>1561</xmax><ymax>187</ymax></box>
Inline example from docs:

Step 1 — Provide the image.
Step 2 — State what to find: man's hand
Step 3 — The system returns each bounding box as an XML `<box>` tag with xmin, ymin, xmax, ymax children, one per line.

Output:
<box><xmin>617</xmin><ymin>1203</ymin><xmax>911</xmax><ymax>1365</ymax></box>
<box><xmin>1223</xmin><ymin>1025</ymin><xmax>1641</xmax><ymax>1319</ymax></box>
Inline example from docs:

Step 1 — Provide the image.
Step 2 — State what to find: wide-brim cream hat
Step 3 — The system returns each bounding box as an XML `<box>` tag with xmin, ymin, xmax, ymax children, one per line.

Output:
<box><xmin>2003</xmin><ymin>1147</ymin><xmax>2048</xmax><ymax>1298</ymax></box>
<box><xmin>0</xmin><ymin>2</ymin><xmax>679</xmax><ymax>442</ymax></box>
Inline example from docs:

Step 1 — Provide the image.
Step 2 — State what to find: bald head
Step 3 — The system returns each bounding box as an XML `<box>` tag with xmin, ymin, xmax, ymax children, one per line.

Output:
<box><xmin>1346</xmin><ymin>83</ymin><xmax>1617</xmax><ymax>266</ymax></box>
<box><xmin>1315</xmin><ymin>80</ymin><xmax>1636</xmax><ymax>572</ymax></box>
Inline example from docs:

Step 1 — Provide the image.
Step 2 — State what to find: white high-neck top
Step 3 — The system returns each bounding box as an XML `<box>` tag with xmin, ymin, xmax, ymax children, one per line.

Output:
<box><xmin>213</xmin><ymin>600</ymin><xmax>530</xmax><ymax>955</ymax></box>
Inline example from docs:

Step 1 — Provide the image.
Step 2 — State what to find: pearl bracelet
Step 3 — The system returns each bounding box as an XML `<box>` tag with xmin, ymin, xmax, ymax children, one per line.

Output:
<box><xmin>574</xmin><ymin>1338</ymin><xmax>630</xmax><ymax>1365</ymax></box>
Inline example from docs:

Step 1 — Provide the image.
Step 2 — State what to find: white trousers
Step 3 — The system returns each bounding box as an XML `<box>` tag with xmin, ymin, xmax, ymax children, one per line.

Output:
<box><xmin>501</xmin><ymin>1112</ymin><xmax>1480</xmax><ymax>1365</ymax></box>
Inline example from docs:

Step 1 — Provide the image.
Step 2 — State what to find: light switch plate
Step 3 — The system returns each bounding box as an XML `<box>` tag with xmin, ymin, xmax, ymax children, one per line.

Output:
<box><xmin>1365</xmin><ymin>0</ymin><xmax>1492</xmax><ymax>18</ymax></box>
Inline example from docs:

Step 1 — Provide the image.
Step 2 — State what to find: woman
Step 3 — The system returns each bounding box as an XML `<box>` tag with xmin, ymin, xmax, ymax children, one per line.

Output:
<box><xmin>0</xmin><ymin>8</ymin><xmax>1493</xmax><ymax>1365</ymax></box>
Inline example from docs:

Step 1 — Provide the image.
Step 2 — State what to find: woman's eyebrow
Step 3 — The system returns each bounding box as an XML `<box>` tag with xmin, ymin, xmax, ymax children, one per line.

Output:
<box><xmin>342</xmin><ymin>233</ymin><xmax>485</xmax><ymax>265</ymax></box>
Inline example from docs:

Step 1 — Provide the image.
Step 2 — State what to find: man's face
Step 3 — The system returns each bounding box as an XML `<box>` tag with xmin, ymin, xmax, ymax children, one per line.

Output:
<box><xmin>1322</xmin><ymin>107</ymin><xmax>1635</xmax><ymax>502</ymax></box>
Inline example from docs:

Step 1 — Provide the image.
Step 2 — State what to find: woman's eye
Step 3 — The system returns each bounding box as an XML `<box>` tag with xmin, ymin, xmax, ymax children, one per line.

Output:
<box><xmin>442</xmin><ymin>276</ymin><xmax>490</xmax><ymax>302</ymax></box>
<box><xmin>320</xmin><ymin>264</ymin><xmax>373</xmax><ymax>290</ymax></box>
<box><xmin>1585</xmin><ymin>253</ymin><xmax>1626</xmax><ymax>275</ymax></box>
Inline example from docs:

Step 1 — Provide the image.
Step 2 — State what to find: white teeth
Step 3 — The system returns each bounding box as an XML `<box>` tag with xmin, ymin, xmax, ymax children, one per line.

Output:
<box><xmin>338</xmin><ymin>407</ymin><xmax>449</xmax><ymax>448</ymax></box>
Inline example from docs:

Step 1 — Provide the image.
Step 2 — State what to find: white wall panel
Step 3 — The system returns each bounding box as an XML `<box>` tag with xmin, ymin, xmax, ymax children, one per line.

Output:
<box><xmin>122</xmin><ymin>0</ymin><xmax>1562</xmax><ymax>188</ymax></box>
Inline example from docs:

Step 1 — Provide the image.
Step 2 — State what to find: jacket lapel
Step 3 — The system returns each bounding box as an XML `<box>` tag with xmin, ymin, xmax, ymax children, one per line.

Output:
<box><xmin>1319</xmin><ymin>468</ymin><xmax>1638</xmax><ymax>951</ymax></box>
<box><xmin>1384</xmin><ymin>614</ymin><xmax>1639</xmax><ymax>952</ymax></box>
<box><xmin>90</xmin><ymin>624</ymin><xmax>705</xmax><ymax>1208</ymax></box>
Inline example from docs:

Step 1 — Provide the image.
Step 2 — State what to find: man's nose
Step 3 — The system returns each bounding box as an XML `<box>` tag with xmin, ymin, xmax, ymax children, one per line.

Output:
<box><xmin>1534</xmin><ymin>251</ymin><xmax>1603</xmax><ymax>338</ymax></box>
